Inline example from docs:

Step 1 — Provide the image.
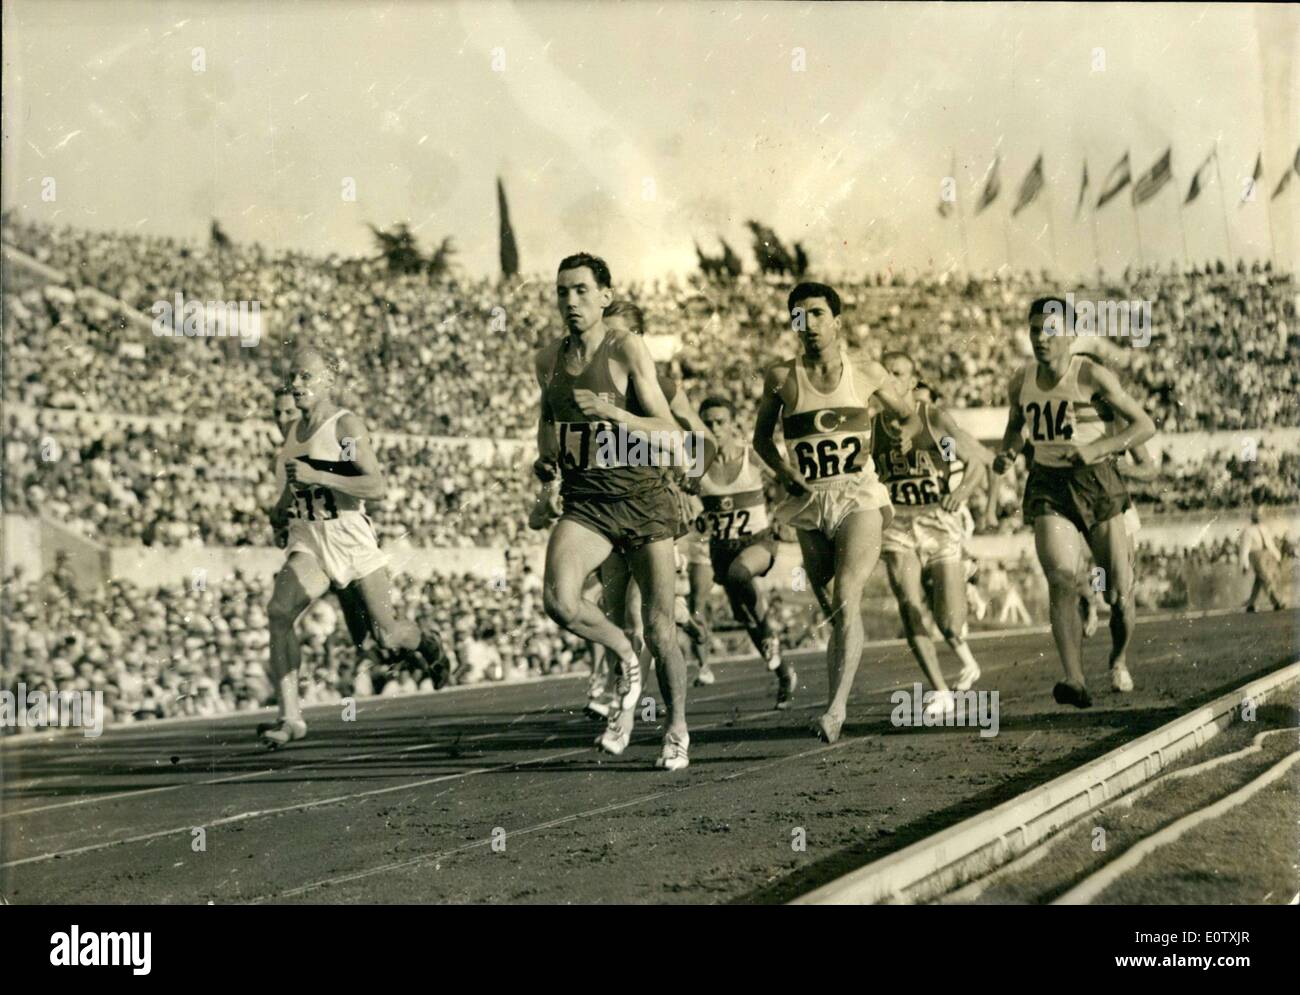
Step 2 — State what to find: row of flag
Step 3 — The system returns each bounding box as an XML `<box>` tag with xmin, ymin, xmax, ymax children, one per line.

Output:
<box><xmin>938</xmin><ymin>145</ymin><xmax>1300</xmax><ymax>220</ymax></box>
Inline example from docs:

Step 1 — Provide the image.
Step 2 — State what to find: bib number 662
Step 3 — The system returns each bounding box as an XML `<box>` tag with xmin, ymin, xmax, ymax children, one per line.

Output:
<box><xmin>793</xmin><ymin>437</ymin><xmax>863</xmax><ymax>482</ymax></box>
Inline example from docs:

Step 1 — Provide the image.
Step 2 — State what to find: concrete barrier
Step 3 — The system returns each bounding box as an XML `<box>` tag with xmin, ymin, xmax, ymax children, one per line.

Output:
<box><xmin>792</xmin><ymin>658</ymin><xmax>1300</xmax><ymax>905</ymax></box>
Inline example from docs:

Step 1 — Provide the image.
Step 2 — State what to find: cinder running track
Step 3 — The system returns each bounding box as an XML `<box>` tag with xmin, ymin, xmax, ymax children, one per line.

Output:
<box><xmin>2</xmin><ymin>610</ymin><xmax>1295</xmax><ymax>904</ymax></box>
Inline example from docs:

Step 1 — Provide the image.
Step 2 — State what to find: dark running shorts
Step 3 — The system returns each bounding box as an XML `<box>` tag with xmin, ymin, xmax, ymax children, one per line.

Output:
<box><xmin>561</xmin><ymin>484</ymin><xmax>680</xmax><ymax>554</ymax></box>
<box><xmin>709</xmin><ymin>530</ymin><xmax>779</xmax><ymax>585</ymax></box>
<box><xmin>1023</xmin><ymin>459</ymin><xmax>1130</xmax><ymax>536</ymax></box>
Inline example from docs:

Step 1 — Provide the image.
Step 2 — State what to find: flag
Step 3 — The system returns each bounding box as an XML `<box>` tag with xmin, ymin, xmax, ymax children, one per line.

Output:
<box><xmin>1278</xmin><ymin>145</ymin><xmax>1300</xmax><ymax>199</ymax></box>
<box><xmin>975</xmin><ymin>154</ymin><xmax>1000</xmax><ymax>214</ymax></box>
<box><xmin>1012</xmin><ymin>155</ymin><xmax>1045</xmax><ymax>216</ymax></box>
<box><xmin>1074</xmin><ymin>161</ymin><xmax>1090</xmax><ymax>218</ymax></box>
<box><xmin>497</xmin><ymin>177</ymin><xmax>519</xmax><ymax>278</ymax></box>
<box><xmin>1273</xmin><ymin>168</ymin><xmax>1293</xmax><ymax>200</ymax></box>
<box><xmin>1184</xmin><ymin>149</ymin><xmax>1215</xmax><ymax>204</ymax></box>
<box><xmin>1096</xmin><ymin>152</ymin><xmax>1131</xmax><ymax>209</ymax></box>
<box><xmin>1241</xmin><ymin>153</ymin><xmax>1263</xmax><ymax>206</ymax></box>
<box><xmin>1132</xmin><ymin>148</ymin><xmax>1173</xmax><ymax>206</ymax></box>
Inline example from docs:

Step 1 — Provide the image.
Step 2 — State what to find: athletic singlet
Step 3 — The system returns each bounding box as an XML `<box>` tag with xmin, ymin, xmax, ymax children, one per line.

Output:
<box><xmin>1017</xmin><ymin>355</ymin><xmax>1108</xmax><ymax>468</ymax></box>
<box><xmin>276</xmin><ymin>408</ymin><xmax>364</xmax><ymax>522</ymax></box>
<box><xmin>698</xmin><ymin>448</ymin><xmax>770</xmax><ymax>542</ymax></box>
<box><xmin>545</xmin><ymin>332</ymin><xmax>668</xmax><ymax>500</ymax></box>
<box><xmin>871</xmin><ymin>402</ymin><xmax>966</xmax><ymax>516</ymax></box>
<box><xmin>781</xmin><ymin>348</ymin><xmax>881</xmax><ymax>489</ymax></box>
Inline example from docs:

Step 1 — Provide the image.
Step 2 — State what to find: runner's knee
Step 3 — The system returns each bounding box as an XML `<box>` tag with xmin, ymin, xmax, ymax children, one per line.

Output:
<box><xmin>543</xmin><ymin>586</ymin><xmax>582</xmax><ymax>628</ymax></box>
<box><xmin>267</xmin><ymin>593</ymin><xmax>303</xmax><ymax>629</ymax></box>
<box><xmin>642</xmin><ymin>609</ymin><xmax>677</xmax><ymax>654</ymax></box>
<box><xmin>1043</xmin><ymin>566</ymin><xmax>1078</xmax><ymax>594</ymax></box>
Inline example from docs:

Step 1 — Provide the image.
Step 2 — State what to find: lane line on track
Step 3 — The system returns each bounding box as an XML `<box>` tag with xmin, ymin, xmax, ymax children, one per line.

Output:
<box><xmin>0</xmin><ymin>672</ymin><xmax>794</xmax><ymax>821</ymax></box>
<box><xmin>2</xmin><ymin>669</ymin><xmax>922</xmax><ymax>871</ymax></box>
<box><xmin>263</xmin><ymin>732</ymin><xmax>866</xmax><ymax>901</ymax></box>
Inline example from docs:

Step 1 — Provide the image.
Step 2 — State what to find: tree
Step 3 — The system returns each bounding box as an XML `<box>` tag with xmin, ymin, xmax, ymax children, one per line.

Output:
<box><xmin>368</xmin><ymin>222</ymin><xmax>425</xmax><ymax>275</ymax></box>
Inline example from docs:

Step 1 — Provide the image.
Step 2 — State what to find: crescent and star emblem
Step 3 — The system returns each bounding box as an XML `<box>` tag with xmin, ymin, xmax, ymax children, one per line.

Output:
<box><xmin>813</xmin><ymin>409</ymin><xmax>843</xmax><ymax>432</ymax></box>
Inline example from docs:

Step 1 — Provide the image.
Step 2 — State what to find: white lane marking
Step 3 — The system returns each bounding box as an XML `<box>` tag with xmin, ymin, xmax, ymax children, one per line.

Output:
<box><xmin>266</xmin><ymin>734</ymin><xmax>865</xmax><ymax>900</ymax></box>
<box><xmin>0</xmin><ymin>745</ymin><xmax>593</xmax><ymax>870</ymax></box>
<box><xmin>0</xmin><ymin>669</ymin><xmax>830</xmax><ymax>849</ymax></box>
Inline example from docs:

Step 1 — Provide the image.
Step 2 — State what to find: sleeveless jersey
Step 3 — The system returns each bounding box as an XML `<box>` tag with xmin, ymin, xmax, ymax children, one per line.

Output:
<box><xmin>276</xmin><ymin>408</ymin><xmax>364</xmax><ymax>522</ymax></box>
<box><xmin>698</xmin><ymin>448</ymin><xmax>770</xmax><ymax>542</ymax></box>
<box><xmin>544</xmin><ymin>333</ymin><xmax>667</xmax><ymax>500</ymax></box>
<box><xmin>781</xmin><ymin>350</ymin><xmax>881</xmax><ymax>489</ymax></box>
<box><xmin>871</xmin><ymin>403</ymin><xmax>966</xmax><ymax>516</ymax></box>
<box><xmin>1017</xmin><ymin>355</ymin><xmax>1108</xmax><ymax>468</ymax></box>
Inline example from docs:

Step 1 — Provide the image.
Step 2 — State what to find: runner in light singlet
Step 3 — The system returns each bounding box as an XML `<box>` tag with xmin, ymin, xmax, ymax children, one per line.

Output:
<box><xmin>694</xmin><ymin>395</ymin><xmax>797</xmax><ymax>709</ymax></box>
<box><xmin>263</xmin><ymin>346</ymin><xmax>445</xmax><ymax>746</ymax></box>
<box><xmin>753</xmin><ymin>282</ymin><xmax>916</xmax><ymax>744</ymax></box>
<box><xmin>874</xmin><ymin>352</ymin><xmax>991</xmax><ymax>716</ymax></box>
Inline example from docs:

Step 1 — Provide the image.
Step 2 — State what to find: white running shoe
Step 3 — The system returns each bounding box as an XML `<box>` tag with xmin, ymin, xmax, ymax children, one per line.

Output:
<box><xmin>1110</xmin><ymin>662</ymin><xmax>1134</xmax><ymax>693</ymax></box>
<box><xmin>761</xmin><ymin>636</ymin><xmax>783</xmax><ymax>672</ymax></box>
<box><xmin>922</xmin><ymin>689</ymin><xmax>956</xmax><ymax>722</ymax></box>
<box><xmin>954</xmin><ymin>662</ymin><xmax>981</xmax><ymax>692</ymax></box>
<box><xmin>259</xmin><ymin>717</ymin><xmax>307</xmax><ymax>748</ymax></box>
<box><xmin>597</xmin><ymin>704</ymin><xmax>634</xmax><ymax>754</ymax></box>
<box><xmin>694</xmin><ymin>665</ymin><xmax>716</xmax><ymax>686</ymax></box>
<box><xmin>596</xmin><ymin>660</ymin><xmax>641</xmax><ymax>754</ymax></box>
<box><xmin>655</xmin><ymin>730</ymin><xmax>690</xmax><ymax>771</ymax></box>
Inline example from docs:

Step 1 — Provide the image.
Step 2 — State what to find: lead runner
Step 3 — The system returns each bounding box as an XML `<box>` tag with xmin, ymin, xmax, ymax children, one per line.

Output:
<box><xmin>534</xmin><ymin>253</ymin><xmax>698</xmax><ymax>770</ymax></box>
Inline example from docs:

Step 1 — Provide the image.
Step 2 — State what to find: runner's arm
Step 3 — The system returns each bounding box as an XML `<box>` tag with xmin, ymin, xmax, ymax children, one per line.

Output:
<box><xmin>930</xmin><ymin>407</ymin><xmax>992</xmax><ymax>510</ymax></box>
<box><xmin>992</xmin><ymin>368</ymin><xmax>1028</xmax><ymax>474</ymax></box>
<box><xmin>752</xmin><ymin>365</ymin><xmax>808</xmax><ymax>497</ymax></box>
<box><xmin>574</xmin><ymin>333</ymin><xmax>680</xmax><ymax>437</ymax></box>
<box><xmin>1071</xmin><ymin>362</ymin><xmax>1156</xmax><ymax>464</ymax></box>
<box><xmin>534</xmin><ymin>348</ymin><xmax>560</xmax><ymax>480</ymax></box>
<box><xmin>285</xmin><ymin>413</ymin><xmax>386</xmax><ymax>500</ymax></box>
<box><xmin>1117</xmin><ymin>441</ymin><xmax>1160</xmax><ymax>482</ymax></box>
<box><xmin>670</xmin><ymin>384</ymin><xmax>718</xmax><ymax>483</ymax></box>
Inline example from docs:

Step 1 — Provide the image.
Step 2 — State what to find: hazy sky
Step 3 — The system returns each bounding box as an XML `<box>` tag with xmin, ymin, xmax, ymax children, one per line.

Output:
<box><xmin>3</xmin><ymin>1</ymin><xmax>1297</xmax><ymax>279</ymax></box>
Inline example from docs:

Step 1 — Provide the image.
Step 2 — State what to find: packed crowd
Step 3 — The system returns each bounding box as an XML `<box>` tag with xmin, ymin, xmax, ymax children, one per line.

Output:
<box><xmin>5</xmin><ymin>218</ymin><xmax>1297</xmax><ymax>440</ymax></box>
<box><xmin>0</xmin><ymin>555</ymin><xmax>586</xmax><ymax>729</ymax></box>
<box><xmin>3</xmin><ymin>413</ymin><xmax>532</xmax><ymax>549</ymax></box>
<box><xmin>0</xmin><ymin>552</ymin><xmax>820</xmax><ymax>731</ymax></box>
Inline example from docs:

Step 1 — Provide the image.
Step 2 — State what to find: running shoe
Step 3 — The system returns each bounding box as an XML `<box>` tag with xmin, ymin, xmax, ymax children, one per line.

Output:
<box><xmin>654</xmin><ymin>730</ymin><xmax>690</xmax><ymax>771</ymax></box>
<box><xmin>922</xmin><ymin>689</ymin><xmax>956</xmax><ymax>722</ymax></box>
<box><xmin>259</xmin><ymin>717</ymin><xmax>307</xmax><ymax>748</ymax></box>
<box><xmin>1110</xmin><ymin>661</ymin><xmax>1134</xmax><ymax>693</ymax></box>
<box><xmin>811</xmin><ymin>711</ymin><xmax>844</xmax><ymax>744</ymax></box>
<box><xmin>419</xmin><ymin>630</ymin><xmax>453</xmax><ymax>690</ymax></box>
<box><xmin>775</xmin><ymin>666</ymin><xmax>797</xmax><ymax>710</ymax></box>
<box><xmin>596</xmin><ymin>659</ymin><xmax>641</xmax><ymax>754</ymax></box>
<box><xmin>761</xmin><ymin>635</ymin><xmax>783</xmax><ymax>672</ymax></box>
<box><xmin>694</xmin><ymin>664</ymin><xmax>716</xmax><ymax>686</ymax></box>
<box><xmin>1052</xmin><ymin>681</ymin><xmax>1093</xmax><ymax>709</ymax></box>
<box><xmin>954</xmin><ymin>661</ymin><xmax>981</xmax><ymax>692</ymax></box>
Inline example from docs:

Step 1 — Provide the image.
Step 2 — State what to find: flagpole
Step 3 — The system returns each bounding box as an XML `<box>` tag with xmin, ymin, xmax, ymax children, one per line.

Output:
<box><xmin>1170</xmin><ymin>162</ymin><xmax>1190</xmax><ymax>267</ymax></box>
<box><xmin>1042</xmin><ymin>181</ymin><xmax>1060</xmax><ymax>278</ymax></box>
<box><xmin>952</xmin><ymin>150</ymin><xmax>972</xmax><ymax>275</ymax></box>
<box><xmin>1089</xmin><ymin>208</ymin><xmax>1102</xmax><ymax>280</ymax></box>
<box><xmin>1131</xmin><ymin>197</ymin><xmax>1145</xmax><ymax>271</ymax></box>
<box><xmin>1212</xmin><ymin>143</ymin><xmax>1234</xmax><ymax>263</ymax></box>
<box><xmin>1002</xmin><ymin>214</ymin><xmax>1013</xmax><ymax>275</ymax></box>
<box><xmin>1264</xmin><ymin>178</ymin><xmax>1279</xmax><ymax>265</ymax></box>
